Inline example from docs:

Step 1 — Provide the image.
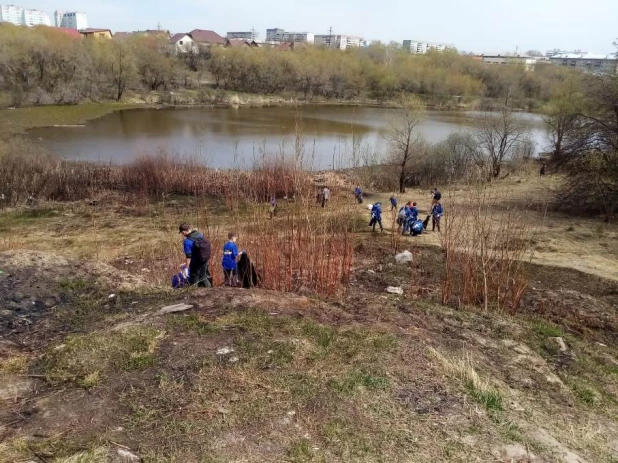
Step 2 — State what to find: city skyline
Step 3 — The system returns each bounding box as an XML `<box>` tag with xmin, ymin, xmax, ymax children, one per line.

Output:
<box><xmin>7</xmin><ymin>0</ymin><xmax>618</xmax><ymax>54</ymax></box>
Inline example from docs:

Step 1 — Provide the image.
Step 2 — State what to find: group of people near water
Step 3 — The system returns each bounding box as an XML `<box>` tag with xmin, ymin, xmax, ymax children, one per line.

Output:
<box><xmin>358</xmin><ymin>186</ymin><xmax>444</xmax><ymax>236</ymax></box>
<box><xmin>175</xmin><ymin>185</ymin><xmax>444</xmax><ymax>288</ymax></box>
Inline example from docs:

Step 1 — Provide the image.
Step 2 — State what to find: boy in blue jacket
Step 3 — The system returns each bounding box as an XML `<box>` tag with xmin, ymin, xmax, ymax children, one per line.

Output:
<box><xmin>431</xmin><ymin>201</ymin><xmax>444</xmax><ymax>232</ymax></box>
<box><xmin>369</xmin><ymin>203</ymin><xmax>384</xmax><ymax>232</ymax></box>
<box><xmin>222</xmin><ymin>232</ymin><xmax>239</xmax><ymax>286</ymax></box>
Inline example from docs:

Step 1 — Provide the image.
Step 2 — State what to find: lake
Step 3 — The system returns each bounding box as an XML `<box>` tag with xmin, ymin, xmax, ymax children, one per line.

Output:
<box><xmin>29</xmin><ymin>106</ymin><xmax>547</xmax><ymax>169</ymax></box>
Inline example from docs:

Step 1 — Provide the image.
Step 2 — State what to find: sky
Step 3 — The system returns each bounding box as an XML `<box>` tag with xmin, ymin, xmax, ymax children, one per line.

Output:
<box><xmin>25</xmin><ymin>0</ymin><xmax>618</xmax><ymax>54</ymax></box>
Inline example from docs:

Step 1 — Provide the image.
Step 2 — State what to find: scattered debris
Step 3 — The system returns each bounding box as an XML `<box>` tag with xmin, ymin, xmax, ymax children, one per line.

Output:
<box><xmin>228</xmin><ymin>356</ymin><xmax>239</xmax><ymax>364</ymax></box>
<box><xmin>395</xmin><ymin>251</ymin><xmax>413</xmax><ymax>264</ymax></box>
<box><xmin>158</xmin><ymin>303</ymin><xmax>194</xmax><ymax>315</ymax></box>
<box><xmin>386</xmin><ymin>286</ymin><xmax>404</xmax><ymax>295</ymax></box>
<box><xmin>116</xmin><ymin>448</ymin><xmax>141</xmax><ymax>462</ymax></box>
<box><xmin>216</xmin><ymin>347</ymin><xmax>235</xmax><ymax>356</ymax></box>
<box><xmin>550</xmin><ymin>336</ymin><xmax>568</xmax><ymax>352</ymax></box>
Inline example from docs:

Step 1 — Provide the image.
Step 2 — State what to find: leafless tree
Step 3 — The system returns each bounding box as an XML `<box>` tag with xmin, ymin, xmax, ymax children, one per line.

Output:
<box><xmin>473</xmin><ymin>102</ymin><xmax>528</xmax><ymax>180</ymax></box>
<box><xmin>387</xmin><ymin>98</ymin><xmax>425</xmax><ymax>193</ymax></box>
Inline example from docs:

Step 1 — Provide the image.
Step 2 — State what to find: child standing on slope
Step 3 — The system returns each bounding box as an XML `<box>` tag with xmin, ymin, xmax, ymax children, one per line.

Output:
<box><xmin>222</xmin><ymin>233</ymin><xmax>239</xmax><ymax>286</ymax></box>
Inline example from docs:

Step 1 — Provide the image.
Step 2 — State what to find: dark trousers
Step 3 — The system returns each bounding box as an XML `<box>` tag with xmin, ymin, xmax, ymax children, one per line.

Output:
<box><xmin>223</xmin><ymin>268</ymin><xmax>238</xmax><ymax>287</ymax></box>
<box><xmin>190</xmin><ymin>262</ymin><xmax>212</xmax><ymax>288</ymax></box>
<box><xmin>432</xmin><ymin>216</ymin><xmax>441</xmax><ymax>232</ymax></box>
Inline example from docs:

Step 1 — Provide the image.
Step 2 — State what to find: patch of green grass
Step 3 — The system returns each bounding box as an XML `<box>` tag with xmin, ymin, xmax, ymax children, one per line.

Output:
<box><xmin>532</xmin><ymin>320</ymin><xmax>563</xmax><ymax>338</ymax></box>
<box><xmin>328</xmin><ymin>369</ymin><xmax>391</xmax><ymax>396</ymax></box>
<box><xmin>167</xmin><ymin>314</ymin><xmax>218</xmax><ymax>335</ymax></box>
<box><xmin>302</xmin><ymin>320</ymin><xmax>337</xmax><ymax>350</ymax></box>
<box><xmin>567</xmin><ymin>378</ymin><xmax>598</xmax><ymax>406</ymax></box>
<box><xmin>287</xmin><ymin>439</ymin><xmax>314</xmax><ymax>462</ymax></box>
<box><xmin>58</xmin><ymin>277</ymin><xmax>95</xmax><ymax>292</ymax></box>
<box><xmin>466</xmin><ymin>382</ymin><xmax>504</xmax><ymax>411</ymax></box>
<box><xmin>40</xmin><ymin>327</ymin><xmax>164</xmax><ymax>387</ymax></box>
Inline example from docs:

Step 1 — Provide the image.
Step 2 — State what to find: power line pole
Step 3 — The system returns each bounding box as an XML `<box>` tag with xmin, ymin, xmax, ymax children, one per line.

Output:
<box><xmin>327</xmin><ymin>26</ymin><xmax>333</xmax><ymax>47</ymax></box>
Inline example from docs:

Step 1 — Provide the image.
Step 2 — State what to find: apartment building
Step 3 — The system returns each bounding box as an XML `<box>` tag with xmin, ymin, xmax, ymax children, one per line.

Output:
<box><xmin>403</xmin><ymin>40</ymin><xmax>454</xmax><ymax>54</ymax></box>
<box><xmin>546</xmin><ymin>49</ymin><xmax>587</xmax><ymax>58</ymax></box>
<box><xmin>227</xmin><ymin>31</ymin><xmax>257</xmax><ymax>40</ymax></box>
<box><xmin>266</xmin><ymin>28</ymin><xmax>314</xmax><ymax>44</ymax></box>
<box><xmin>54</xmin><ymin>10</ymin><xmax>88</xmax><ymax>30</ymax></box>
<box><xmin>550</xmin><ymin>53</ymin><xmax>618</xmax><ymax>75</ymax></box>
<box><xmin>0</xmin><ymin>4</ymin><xmax>51</xmax><ymax>26</ymax></box>
<box><xmin>315</xmin><ymin>34</ymin><xmax>364</xmax><ymax>49</ymax></box>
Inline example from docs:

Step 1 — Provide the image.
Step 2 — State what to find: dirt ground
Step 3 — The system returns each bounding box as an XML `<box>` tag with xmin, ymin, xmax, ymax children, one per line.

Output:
<box><xmin>0</xmin><ymin>175</ymin><xmax>617</xmax><ymax>462</ymax></box>
<box><xmin>1</xmin><ymin>235</ymin><xmax>617</xmax><ymax>462</ymax></box>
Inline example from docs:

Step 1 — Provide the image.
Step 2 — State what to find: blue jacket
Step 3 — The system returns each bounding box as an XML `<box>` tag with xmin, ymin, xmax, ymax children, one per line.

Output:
<box><xmin>410</xmin><ymin>206</ymin><xmax>419</xmax><ymax>221</ymax></box>
<box><xmin>183</xmin><ymin>231</ymin><xmax>204</xmax><ymax>258</ymax></box>
<box><xmin>432</xmin><ymin>203</ymin><xmax>444</xmax><ymax>217</ymax></box>
<box><xmin>390</xmin><ymin>196</ymin><xmax>397</xmax><ymax>206</ymax></box>
<box><xmin>355</xmin><ymin>187</ymin><xmax>362</xmax><ymax>196</ymax></box>
<box><xmin>222</xmin><ymin>241</ymin><xmax>239</xmax><ymax>270</ymax></box>
<box><xmin>371</xmin><ymin>204</ymin><xmax>382</xmax><ymax>221</ymax></box>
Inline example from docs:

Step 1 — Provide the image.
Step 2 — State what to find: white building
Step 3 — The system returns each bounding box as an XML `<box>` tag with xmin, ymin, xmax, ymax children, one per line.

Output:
<box><xmin>0</xmin><ymin>4</ymin><xmax>50</xmax><ymax>26</ymax></box>
<box><xmin>227</xmin><ymin>31</ymin><xmax>257</xmax><ymax>40</ymax></box>
<box><xmin>266</xmin><ymin>28</ymin><xmax>314</xmax><ymax>44</ymax></box>
<box><xmin>476</xmin><ymin>55</ymin><xmax>537</xmax><ymax>72</ymax></box>
<box><xmin>403</xmin><ymin>40</ymin><xmax>454</xmax><ymax>54</ymax></box>
<box><xmin>168</xmin><ymin>33</ymin><xmax>198</xmax><ymax>54</ymax></box>
<box><xmin>315</xmin><ymin>34</ymin><xmax>364</xmax><ymax>50</ymax></box>
<box><xmin>54</xmin><ymin>10</ymin><xmax>88</xmax><ymax>30</ymax></box>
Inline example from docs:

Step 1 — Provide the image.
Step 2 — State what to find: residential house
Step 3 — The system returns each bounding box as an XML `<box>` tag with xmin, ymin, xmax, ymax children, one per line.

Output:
<box><xmin>224</xmin><ymin>38</ymin><xmax>259</xmax><ymax>48</ymax></box>
<box><xmin>169</xmin><ymin>33</ymin><xmax>198</xmax><ymax>54</ymax></box>
<box><xmin>80</xmin><ymin>28</ymin><xmax>113</xmax><ymax>39</ymax></box>
<box><xmin>49</xmin><ymin>26</ymin><xmax>82</xmax><ymax>39</ymax></box>
<box><xmin>189</xmin><ymin>29</ymin><xmax>225</xmax><ymax>47</ymax></box>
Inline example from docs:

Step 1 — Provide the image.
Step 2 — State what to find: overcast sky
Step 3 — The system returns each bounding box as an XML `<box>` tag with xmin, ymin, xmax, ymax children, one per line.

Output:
<box><xmin>27</xmin><ymin>0</ymin><xmax>618</xmax><ymax>54</ymax></box>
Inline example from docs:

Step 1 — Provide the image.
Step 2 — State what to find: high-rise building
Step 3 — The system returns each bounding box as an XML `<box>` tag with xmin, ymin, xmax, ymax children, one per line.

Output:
<box><xmin>403</xmin><ymin>40</ymin><xmax>454</xmax><ymax>54</ymax></box>
<box><xmin>0</xmin><ymin>4</ymin><xmax>22</xmax><ymax>24</ymax></box>
<box><xmin>266</xmin><ymin>28</ymin><xmax>284</xmax><ymax>42</ymax></box>
<box><xmin>0</xmin><ymin>4</ymin><xmax>50</xmax><ymax>26</ymax></box>
<box><xmin>227</xmin><ymin>30</ymin><xmax>258</xmax><ymax>40</ymax></box>
<box><xmin>58</xmin><ymin>11</ymin><xmax>88</xmax><ymax>30</ymax></box>
<box><xmin>54</xmin><ymin>9</ymin><xmax>63</xmax><ymax>27</ymax></box>
<box><xmin>266</xmin><ymin>28</ymin><xmax>314</xmax><ymax>44</ymax></box>
<box><xmin>315</xmin><ymin>34</ymin><xmax>364</xmax><ymax>50</ymax></box>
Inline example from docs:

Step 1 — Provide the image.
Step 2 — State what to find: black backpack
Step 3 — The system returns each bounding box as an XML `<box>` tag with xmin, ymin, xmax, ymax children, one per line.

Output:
<box><xmin>190</xmin><ymin>236</ymin><xmax>212</xmax><ymax>264</ymax></box>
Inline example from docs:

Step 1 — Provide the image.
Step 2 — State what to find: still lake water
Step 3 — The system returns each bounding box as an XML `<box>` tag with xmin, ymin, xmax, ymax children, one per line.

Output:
<box><xmin>29</xmin><ymin>106</ymin><xmax>547</xmax><ymax>169</ymax></box>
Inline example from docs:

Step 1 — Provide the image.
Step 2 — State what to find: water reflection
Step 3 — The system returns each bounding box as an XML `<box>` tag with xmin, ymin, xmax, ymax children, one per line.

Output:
<box><xmin>29</xmin><ymin>106</ymin><xmax>547</xmax><ymax>169</ymax></box>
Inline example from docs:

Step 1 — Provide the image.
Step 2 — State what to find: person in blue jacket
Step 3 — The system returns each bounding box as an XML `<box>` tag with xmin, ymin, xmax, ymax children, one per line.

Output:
<box><xmin>222</xmin><ymin>232</ymin><xmax>240</xmax><ymax>286</ymax></box>
<box><xmin>369</xmin><ymin>202</ymin><xmax>384</xmax><ymax>232</ymax></box>
<box><xmin>354</xmin><ymin>185</ymin><xmax>363</xmax><ymax>204</ymax></box>
<box><xmin>390</xmin><ymin>195</ymin><xmax>398</xmax><ymax>211</ymax></box>
<box><xmin>179</xmin><ymin>223</ymin><xmax>212</xmax><ymax>287</ymax></box>
<box><xmin>431</xmin><ymin>201</ymin><xmax>444</xmax><ymax>232</ymax></box>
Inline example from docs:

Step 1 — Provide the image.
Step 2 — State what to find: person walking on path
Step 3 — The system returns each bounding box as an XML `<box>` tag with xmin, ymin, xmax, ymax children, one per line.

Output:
<box><xmin>354</xmin><ymin>185</ymin><xmax>363</xmax><ymax>204</ymax></box>
<box><xmin>179</xmin><ymin>223</ymin><xmax>213</xmax><ymax>288</ymax></box>
<box><xmin>321</xmin><ymin>187</ymin><xmax>331</xmax><ymax>208</ymax></box>
<box><xmin>431</xmin><ymin>201</ymin><xmax>444</xmax><ymax>232</ymax></box>
<box><xmin>269</xmin><ymin>196</ymin><xmax>278</xmax><ymax>219</ymax></box>
<box><xmin>390</xmin><ymin>194</ymin><xmax>398</xmax><ymax>211</ymax></box>
<box><xmin>540</xmin><ymin>162</ymin><xmax>547</xmax><ymax>176</ymax></box>
<box><xmin>369</xmin><ymin>202</ymin><xmax>384</xmax><ymax>232</ymax></box>
<box><xmin>222</xmin><ymin>232</ymin><xmax>240</xmax><ymax>287</ymax></box>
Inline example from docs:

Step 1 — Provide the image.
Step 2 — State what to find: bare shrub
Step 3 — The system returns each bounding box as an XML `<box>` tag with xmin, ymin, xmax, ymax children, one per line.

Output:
<box><xmin>439</xmin><ymin>185</ymin><xmax>538</xmax><ymax>313</ymax></box>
